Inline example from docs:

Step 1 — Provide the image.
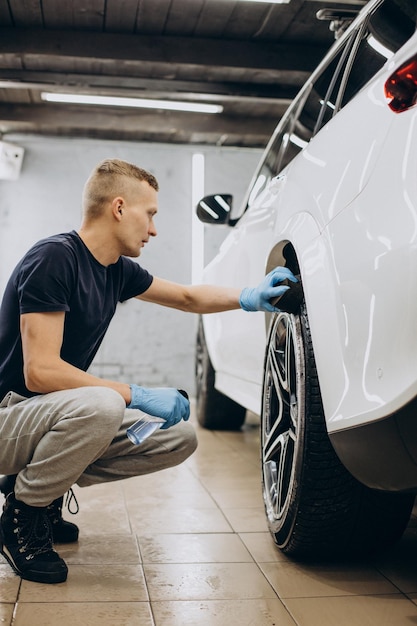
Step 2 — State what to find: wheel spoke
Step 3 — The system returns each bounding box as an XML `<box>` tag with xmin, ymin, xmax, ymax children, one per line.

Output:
<box><xmin>263</xmin><ymin>426</ymin><xmax>283</xmax><ymax>464</ymax></box>
<box><xmin>289</xmin><ymin>392</ymin><xmax>298</xmax><ymax>432</ymax></box>
<box><xmin>267</xmin><ymin>316</ymin><xmax>291</xmax><ymax>393</ymax></box>
<box><xmin>275</xmin><ymin>431</ymin><xmax>289</xmax><ymax>514</ymax></box>
<box><xmin>263</xmin><ymin>374</ymin><xmax>284</xmax><ymax>462</ymax></box>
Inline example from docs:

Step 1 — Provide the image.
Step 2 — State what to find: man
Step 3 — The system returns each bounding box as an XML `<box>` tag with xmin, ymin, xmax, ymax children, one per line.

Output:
<box><xmin>0</xmin><ymin>158</ymin><xmax>296</xmax><ymax>585</ymax></box>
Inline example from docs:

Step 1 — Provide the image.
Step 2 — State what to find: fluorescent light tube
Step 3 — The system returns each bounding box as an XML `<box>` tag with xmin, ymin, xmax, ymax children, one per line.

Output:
<box><xmin>41</xmin><ymin>92</ymin><xmax>223</xmax><ymax>114</ymax></box>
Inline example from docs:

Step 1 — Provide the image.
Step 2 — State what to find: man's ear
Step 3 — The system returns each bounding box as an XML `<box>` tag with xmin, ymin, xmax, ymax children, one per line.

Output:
<box><xmin>111</xmin><ymin>197</ymin><xmax>125</xmax><ymax>219</ymax></box>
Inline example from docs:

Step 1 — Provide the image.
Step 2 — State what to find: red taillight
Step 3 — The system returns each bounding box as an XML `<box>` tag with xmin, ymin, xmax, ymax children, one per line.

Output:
<box><xmin>384</xmin><ymin>54</ymin><xmax>417</xmax><ymax>113</ymax></box>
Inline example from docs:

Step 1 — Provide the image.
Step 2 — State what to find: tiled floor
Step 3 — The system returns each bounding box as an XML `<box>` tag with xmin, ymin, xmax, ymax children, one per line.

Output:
<box><xmin>2</xmin><ymin>406</ymin><xmax>417</xmax><ymax>625</ymax></box>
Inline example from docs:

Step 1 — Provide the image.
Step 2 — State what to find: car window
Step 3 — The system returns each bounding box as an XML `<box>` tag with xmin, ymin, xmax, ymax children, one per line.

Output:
<box><xmin>244</xmin><ymin>110</ymin><xmax>299</xmax><ymax>207</ymax></box>
<box><xmin>236</xmin><ymin>37</ymin><xmax>357</xmax><ymax>220</ymax></box>
<box><xmin>238</xmin><ymin>41</ymin><xmax>354</xmax><ymax>219</ymax></box>
<box><xmin>233</xmin><ymin>96</ymin><xmax>308</xmax><ymax>219</ymax></box>
<box><xmin>234</xmin><ymin>0</ymin><xmax>417</xmax><ymax>222</ymax></box>
<box><xmin>340</xmin><ymin>0</ymin><xmax>417</xmax><ymax>107</ymax></box>
<box><xmin>306</xmin><ymin>38</ymin><xmax>356</xmax><ymax>135</ymax></box>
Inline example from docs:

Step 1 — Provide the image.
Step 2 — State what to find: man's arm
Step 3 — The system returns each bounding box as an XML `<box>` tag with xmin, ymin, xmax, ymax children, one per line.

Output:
<box><xmin>137</xmin><ymin>268</ymin><xmax>297</xmax><ymax>314</ymax></box>
<box><xmin>20</xmin><ymin>311</ymin><xmax>131</xmax><ymax>403</ymax></box>
<box><xmin>137</xmin><ymin>276</ymin><xmax>241</xmax><ymax>313</ymax></box>
<box><xmin>21</xmin><ymin>311</ymin><xmax>189</xmax><ymax>423</ymax></box>
<box><xmin>20</xmin><ymin>268</ymin><xmax>295</xmax><ymax>400</ymax></box>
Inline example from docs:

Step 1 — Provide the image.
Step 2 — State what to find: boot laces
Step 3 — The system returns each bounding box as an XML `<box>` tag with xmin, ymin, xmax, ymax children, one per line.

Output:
<box><xmin>45</xmin><ymin>488</ymin><xmax>79</xmax><ymax>526</ymax></box>
<box><xmin>13</xmin><ymin>505</ymin><xmax>53</xmax><ymax>560</ymax></box>
<box><xmin>64</xmin><ymin>488</ymin><xmax>79</xmax><ymax>515</ymax></box>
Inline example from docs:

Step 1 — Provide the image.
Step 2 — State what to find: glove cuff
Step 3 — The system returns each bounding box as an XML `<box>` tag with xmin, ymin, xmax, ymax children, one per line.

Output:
<box><xmin>127</xmin><ymin>384</ymin><xmax>144</xmax><ymax>409</ymax></box>
<box><xmin>239</xmin><ymin>287</ymin><xmax>256</xmax><ymax>312</ymax></box>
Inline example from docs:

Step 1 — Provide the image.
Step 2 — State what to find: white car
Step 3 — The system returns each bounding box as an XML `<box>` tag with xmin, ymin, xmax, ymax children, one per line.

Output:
<box><xmin>195</xmin><ymin>0</ymin><xmax>417</xmax><ymax>559</ymax></box>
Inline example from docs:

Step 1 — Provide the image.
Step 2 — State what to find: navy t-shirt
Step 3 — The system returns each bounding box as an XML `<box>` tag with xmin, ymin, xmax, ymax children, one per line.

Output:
<box><xmin>0</xmin><ymin>231</ymin><xmax>153</xmax><ymax>399</ymax></box>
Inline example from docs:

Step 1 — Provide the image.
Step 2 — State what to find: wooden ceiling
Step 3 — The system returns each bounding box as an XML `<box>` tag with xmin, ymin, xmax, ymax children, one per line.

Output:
<box><xmin>0</xmin><ymin>0</ymin><xmax>366</xmax><ymax>148</ymax></box>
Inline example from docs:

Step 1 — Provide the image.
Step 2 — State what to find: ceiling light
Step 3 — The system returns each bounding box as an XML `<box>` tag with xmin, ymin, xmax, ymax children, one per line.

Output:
<box><xmin>41</xmin><ymin>92</ymin><xmax>223</xmax><ymax>114</ymax></box>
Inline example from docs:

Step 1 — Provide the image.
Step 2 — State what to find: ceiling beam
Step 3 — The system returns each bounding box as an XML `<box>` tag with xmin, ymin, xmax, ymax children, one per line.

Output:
<box><xmin>0</xmin><ymin>70</ymin><xmax>302</xmax><ymax>101</ymax></box>
<box><xmin>0</xmin><ymin>27</ymin><xmax>329</xmax><ymax>73</ymax></box>
<box><xmin>0</xmin><ymin>103</ymin><xmax>278</xmax><ymax>147</ymax></box>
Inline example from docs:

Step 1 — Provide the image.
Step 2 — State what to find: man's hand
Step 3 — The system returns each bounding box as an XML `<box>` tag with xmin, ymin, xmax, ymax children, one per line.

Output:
<box><xmin>128</xmin><ymin>385</ymin><xmax>190</xmax><ymax>429</ymax></box>
<box><xmin>239</xmin><ymin>267</ymin><xmax>298</xmax><ymax>313</ymax></box>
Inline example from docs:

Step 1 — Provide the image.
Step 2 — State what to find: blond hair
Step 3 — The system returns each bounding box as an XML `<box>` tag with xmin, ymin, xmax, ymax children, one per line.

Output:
<box><xmin>82</xmin><ymin>158</ymin><xmax>159</xmax><ymax>219</ymax></box>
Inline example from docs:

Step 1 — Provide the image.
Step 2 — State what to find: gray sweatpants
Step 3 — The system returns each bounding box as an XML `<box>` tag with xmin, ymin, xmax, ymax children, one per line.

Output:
<box><xmin>0</xmin><ymin>386</ymin><xmax>198</xmax><ymax>507</ymax></box>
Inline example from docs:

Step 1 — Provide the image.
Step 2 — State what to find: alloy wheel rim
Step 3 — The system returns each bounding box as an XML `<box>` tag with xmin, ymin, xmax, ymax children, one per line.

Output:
<box><xmin>262</xmin><ymin>312</ymin><xmax>305</xmax><ymax>529</ymax></box>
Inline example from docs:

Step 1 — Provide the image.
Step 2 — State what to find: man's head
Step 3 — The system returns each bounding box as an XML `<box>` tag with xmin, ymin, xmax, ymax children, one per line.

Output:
<box><xmin>82</xmin><ymin>159</ymin><xmax>159</xmax><ymax>220</ymax></box>
<box><xmin>81</xmin><ymin>159</ymin><xmax>159</xmax><ymax>260</ymax></box>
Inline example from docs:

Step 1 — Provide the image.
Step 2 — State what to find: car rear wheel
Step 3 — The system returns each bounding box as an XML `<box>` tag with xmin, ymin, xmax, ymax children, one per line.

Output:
<box><xmin>261</xmin><ymin>306</ymin><xmax>414</xmax><ymax>559</ymax></box>
<box><xmin>195</xmin><ymin>317</ymin><xmax>246</xmax><ymax>430</ymax></box>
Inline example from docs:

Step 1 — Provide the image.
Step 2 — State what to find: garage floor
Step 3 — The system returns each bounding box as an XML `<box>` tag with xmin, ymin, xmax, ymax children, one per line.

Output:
<box><xmin>1</xmin><ymin>405</ymin><xmax>417</xmax><ymax>625</ymax></box>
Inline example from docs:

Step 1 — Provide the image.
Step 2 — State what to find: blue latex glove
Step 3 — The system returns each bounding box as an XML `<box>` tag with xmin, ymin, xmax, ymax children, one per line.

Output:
<box><xmin>239</xmin><ymin>267</ymin><xmax>298</xmax><ymax>313</ymax></box>
<box><xmin>128</xmin><ymin>385</ymin><xmax>190</xmax><ymax>429</ymax></box>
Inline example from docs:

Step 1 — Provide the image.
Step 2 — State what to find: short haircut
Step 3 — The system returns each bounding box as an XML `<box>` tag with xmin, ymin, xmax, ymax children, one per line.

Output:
<box><xmin>82</xmin><ymin>158</ymin><xmax>159</xmax><ymax>219</ymax></box>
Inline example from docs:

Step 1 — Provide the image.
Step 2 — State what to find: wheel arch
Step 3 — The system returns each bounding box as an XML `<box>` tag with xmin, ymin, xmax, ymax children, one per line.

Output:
<box><xmin>262</xmin><ymin>212</ymin><xmax>353</xmax><ymax>437</ymax></box>
<box><xmin>265</xmin><ymin>240</ymin><xmax>300</xmax><ymax>278</ymax></box>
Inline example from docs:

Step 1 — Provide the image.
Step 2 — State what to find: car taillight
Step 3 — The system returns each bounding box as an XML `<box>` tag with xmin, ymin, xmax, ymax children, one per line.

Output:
<box><xmin>384</xmin><ymin>54</ymin><xmax>417</xmax><ymax>113</ymax></box>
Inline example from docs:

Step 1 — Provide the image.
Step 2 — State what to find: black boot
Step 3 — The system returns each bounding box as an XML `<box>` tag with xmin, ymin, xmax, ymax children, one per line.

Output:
<box><xmin>0</xmin><ymin>475</ymin><xmax>79</xmax><ymax>544</ymax></box>
<box><xmin>46</xmin><ymin>496</ymin><xmax>79</xmax><ymax>543</ymax></box>
<box><xmin>0</xmin><ymin>493</ymin><xmax>68</xmax><ymax>584</ymax></box>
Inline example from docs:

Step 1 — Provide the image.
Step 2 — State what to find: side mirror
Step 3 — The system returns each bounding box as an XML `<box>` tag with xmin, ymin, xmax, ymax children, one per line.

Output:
<box><xmin>196</xmin><ymin>194</ymin><xmax>233</xmax><ymax>225</ymax></box>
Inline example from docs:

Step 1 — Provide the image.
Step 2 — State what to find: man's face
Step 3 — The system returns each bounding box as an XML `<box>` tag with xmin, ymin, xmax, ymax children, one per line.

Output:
<box><xmin>118</xmin><ymin>180</ymin><xmax>158</xmax><ymax>257</ymax></box>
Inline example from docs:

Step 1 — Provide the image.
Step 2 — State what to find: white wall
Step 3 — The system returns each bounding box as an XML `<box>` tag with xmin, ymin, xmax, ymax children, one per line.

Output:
<box><xmin>0</xmin><ymin>136</ymin><xmax>261</xmax><ymax>393</ymax></box>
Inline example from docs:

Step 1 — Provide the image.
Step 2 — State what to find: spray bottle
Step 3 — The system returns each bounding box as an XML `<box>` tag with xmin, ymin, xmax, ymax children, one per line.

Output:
<box><xmin>126</xmin><ymin>389</ymin><xmax>189</xmax><ymax>445</ymax></box>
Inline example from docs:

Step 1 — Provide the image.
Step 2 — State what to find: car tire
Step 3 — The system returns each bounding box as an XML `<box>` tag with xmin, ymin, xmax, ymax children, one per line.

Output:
<box><xmin>195</xmin><ymin>317</ymin><xmax>247</xmax><ymax>430</ymax></box>
<box><xmin>261</xmin><ymin>305</ymin><xmax>414</xmax><ymax>559</ymax></box>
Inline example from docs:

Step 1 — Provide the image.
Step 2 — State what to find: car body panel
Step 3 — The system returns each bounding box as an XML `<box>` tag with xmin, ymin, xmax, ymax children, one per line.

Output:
<box><xmin>199</xmin><ymin>0</ymin><xmax>417</xmax><ymax>488</ymax></box>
